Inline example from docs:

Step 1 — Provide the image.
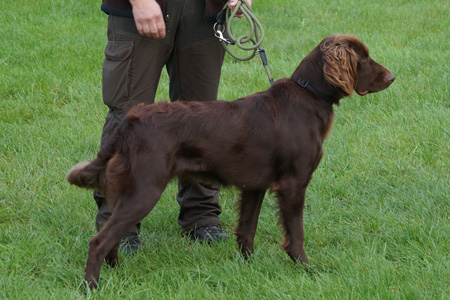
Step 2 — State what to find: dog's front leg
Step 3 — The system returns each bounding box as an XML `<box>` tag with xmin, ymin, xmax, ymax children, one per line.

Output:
<box><xmin>236</xmin><ymin>190</ymin><xmax>265</xmax><ymax>260</ymax></box>
<box><xmin>276</xmin><ymin>182</ymin><xmax>309</xmax><ymax>264</ymax></box>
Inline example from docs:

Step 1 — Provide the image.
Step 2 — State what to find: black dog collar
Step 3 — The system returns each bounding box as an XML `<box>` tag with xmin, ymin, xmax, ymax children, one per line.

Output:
<box><xmin>294</xmin><ymin>79</ymin><xmax>337</xmax><ymax>105</ymax></box>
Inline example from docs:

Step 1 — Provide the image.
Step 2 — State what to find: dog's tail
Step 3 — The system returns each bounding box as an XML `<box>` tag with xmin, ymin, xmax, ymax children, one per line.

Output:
<box><xmin>66</xmin><ymin>160</ymin><xmax>105</xmax><ymax>191</ymax></box>
<box><xmin>66</xmin><ymin>132</ymin><xmax>119</xmax><ymax>192</ymax></box>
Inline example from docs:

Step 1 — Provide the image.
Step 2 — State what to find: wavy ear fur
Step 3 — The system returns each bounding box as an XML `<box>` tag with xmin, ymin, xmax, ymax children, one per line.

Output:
<box><xmin>321</xmin><ymin>35</ymin><xmax>359</xmax><ymax>95</ymax></box>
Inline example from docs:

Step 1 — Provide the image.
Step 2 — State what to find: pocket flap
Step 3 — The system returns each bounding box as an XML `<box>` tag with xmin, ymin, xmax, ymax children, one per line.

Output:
<box><xmin>104</xmin><ymin>41</ymin><xmax>133</xmax><ymax>61</ymax></box>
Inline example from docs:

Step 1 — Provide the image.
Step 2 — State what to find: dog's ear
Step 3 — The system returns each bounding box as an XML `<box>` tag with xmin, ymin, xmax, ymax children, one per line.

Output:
<box><xmin>321</xmin><ymin>35</ymin><xmax>358</xmax><ymax>95</ymax></box>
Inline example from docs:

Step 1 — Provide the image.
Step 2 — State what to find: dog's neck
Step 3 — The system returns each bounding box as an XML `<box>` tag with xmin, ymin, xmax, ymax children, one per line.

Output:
<box><xmin>293</xmin><ymin>78</ymin><xmax>337</xmax><ymax>105</ymax></box>
<box><xmin>290</xmin><ymin>48</ymin><xmax>348</xmax><ymax>105</ymax></box>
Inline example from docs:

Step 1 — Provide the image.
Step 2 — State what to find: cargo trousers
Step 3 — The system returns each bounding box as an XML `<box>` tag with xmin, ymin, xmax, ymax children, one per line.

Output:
<box><xmin>94</xmin><ymin>0</ymin><xmax>226</xmax><ymax>234</ymax></box>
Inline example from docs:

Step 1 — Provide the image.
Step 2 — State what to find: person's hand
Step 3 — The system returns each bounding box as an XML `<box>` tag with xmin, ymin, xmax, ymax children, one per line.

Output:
<box><xmin>130</xmin><ymin>0</ymin><xmax>166</xmax><ymax>39</ymax></box>
<box><xmin>228</xmin><ymin>0</ymin><xmax>253</xmax><ymax>18</ymax></box>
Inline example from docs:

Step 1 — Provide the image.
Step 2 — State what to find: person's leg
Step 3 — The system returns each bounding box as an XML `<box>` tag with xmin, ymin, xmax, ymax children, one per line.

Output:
<box><xmin>95</xmin><ymin>11</ymin><xmax>181</xmax><ymax>249</ymax></box>
<box><xmin>168</xmin><ymin>38</ymin><xmax>225</xmax><ymax>232</ymax></box>
<box><xmin>166</xmin><ymin>0</ymin><xmax>227</xmax><ymax>238</ymax></box>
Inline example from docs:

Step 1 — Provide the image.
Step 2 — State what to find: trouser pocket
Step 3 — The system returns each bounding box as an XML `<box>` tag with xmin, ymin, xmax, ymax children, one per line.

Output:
<box><xmin>102</xmin><ymin>41</ymin><xmax>134</xmax><ymax>111</ymax></box>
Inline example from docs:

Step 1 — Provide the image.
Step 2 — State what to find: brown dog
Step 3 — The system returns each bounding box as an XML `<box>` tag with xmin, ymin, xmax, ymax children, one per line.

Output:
<box><xmin>67</xmin><ymin>34</ymin><xmax>395</xmax><ymax>289</ymax></box>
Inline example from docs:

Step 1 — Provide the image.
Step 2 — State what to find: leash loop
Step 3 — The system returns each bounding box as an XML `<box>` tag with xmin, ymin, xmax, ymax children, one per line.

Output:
<box><xmin>214</xmin><ymin>0</ymin><xmax>274</xmax><ymax>85</ymax></box>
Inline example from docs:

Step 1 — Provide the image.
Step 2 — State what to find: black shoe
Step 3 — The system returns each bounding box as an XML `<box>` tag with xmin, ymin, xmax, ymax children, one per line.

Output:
<box><xmin>119</xmin><ymin>232</ymin><xmax>143</xmax><ymax>254</ymax></box>
<box><xmin>187</xmin><ymin>224</ymin><xmax>229</xmax><ymax>242</ymax></box>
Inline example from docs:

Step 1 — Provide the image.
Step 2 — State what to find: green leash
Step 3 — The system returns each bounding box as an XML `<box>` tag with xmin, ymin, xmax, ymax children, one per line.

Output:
<box><xmin>214</xmin><ymin>0</ymin><xmax>274</xmax><ymax>85</ymax></box>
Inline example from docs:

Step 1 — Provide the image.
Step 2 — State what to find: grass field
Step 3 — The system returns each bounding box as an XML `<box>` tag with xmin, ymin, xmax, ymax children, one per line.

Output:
<box><xmin>1</xmin><ymin>0</ymin><xmax>449</xmax><ymax>299</ymax></box>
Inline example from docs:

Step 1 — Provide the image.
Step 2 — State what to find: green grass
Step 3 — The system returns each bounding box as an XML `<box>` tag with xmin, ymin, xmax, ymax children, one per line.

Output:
<box><xmin>1</xmin><ymin>0</ymin><xmax>449</xmax><ymax>298</ymax></box>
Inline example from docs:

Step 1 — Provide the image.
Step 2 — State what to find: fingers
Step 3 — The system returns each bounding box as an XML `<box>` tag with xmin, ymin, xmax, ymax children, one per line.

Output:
<box><xmin>228</xmin><ymin>0</ymin><xmax>253</xmax><ymax>18</ymax></box>
<box><xmin>135</xmin><ymin>14</ymin><xmax>166</xmax><ymax>39</ymax></box>
<box><xmin>131</xmin><ymin>0</ymin><xmax>166</xmax><ymax>39</ymax></box>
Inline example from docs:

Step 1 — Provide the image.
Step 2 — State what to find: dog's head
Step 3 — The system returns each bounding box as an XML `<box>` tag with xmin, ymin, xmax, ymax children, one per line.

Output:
<box><xmin>319</xmin><ymin>34</ymin><xmax>395</xmax><ymax>96</ymax></box>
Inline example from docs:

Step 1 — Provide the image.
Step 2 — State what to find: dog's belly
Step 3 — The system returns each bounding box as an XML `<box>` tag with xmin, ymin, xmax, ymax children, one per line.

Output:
<box><xmin>177</xmin><ymin>160</ymin><xmax>274</xmax><ymax>191</ymax></box>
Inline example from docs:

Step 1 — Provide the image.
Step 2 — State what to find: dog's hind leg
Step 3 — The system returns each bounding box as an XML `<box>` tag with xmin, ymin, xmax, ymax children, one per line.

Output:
<box><xmin>236</xmin><ymin>190</ymin><xmax>265</xmax><ymax>260</ymax></box>
<box><xmin>276</xmin><ymin>180</ymin><xmax>309</xmax><ymax>264</ymax></box>
<box><xmin>84</xmin><ymin>181</ymin><xmax>168</xmax><ymax>290</ymax></box>
<box><xmin>105</xmin><ymin>242</ymin><xmax>120</xmax><ymax>268</ymax></box>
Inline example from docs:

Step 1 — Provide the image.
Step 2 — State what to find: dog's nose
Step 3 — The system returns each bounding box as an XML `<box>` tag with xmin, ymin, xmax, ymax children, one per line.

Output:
<box><xmin>385</xmin><ymin>73</ymin><xmax>395</xmax><ymax>83</ymax></box>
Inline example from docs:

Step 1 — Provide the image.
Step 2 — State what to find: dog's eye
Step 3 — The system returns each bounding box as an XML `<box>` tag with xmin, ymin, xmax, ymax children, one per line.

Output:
<box><xmin>360</xmin><ymin>58</ymin><xmax>367</xmax><ymax>63</ymax></box>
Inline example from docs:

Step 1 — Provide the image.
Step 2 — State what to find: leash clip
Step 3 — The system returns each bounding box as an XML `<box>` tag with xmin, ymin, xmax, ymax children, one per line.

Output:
<box><xmin>214</xmin><ymin>23</ymin><xmax>235</xmax><ymax>45</ymax></box>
